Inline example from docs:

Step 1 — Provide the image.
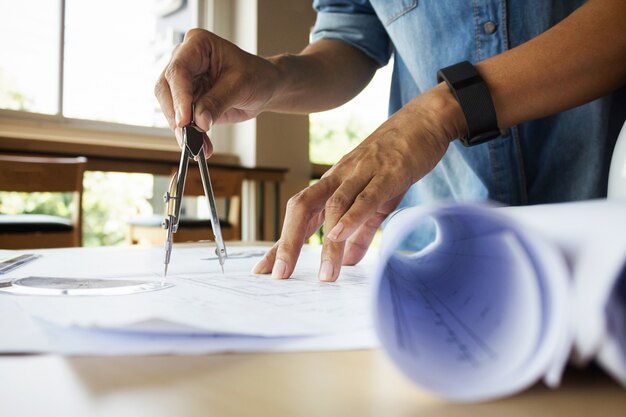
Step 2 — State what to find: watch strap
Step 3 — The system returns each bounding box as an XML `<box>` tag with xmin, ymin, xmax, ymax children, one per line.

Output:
<box><xmin>437</xmin><ymin>61</ymin><xmax>500</xmax><ymax>146</ymax></box>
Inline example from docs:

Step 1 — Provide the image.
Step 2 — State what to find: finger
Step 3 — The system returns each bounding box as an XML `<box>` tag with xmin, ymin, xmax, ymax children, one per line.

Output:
<box><xmin>318</xmin><ymin>240</ymin><xmax>345</xmax><ymax>282</ymax></box>
<box><xmin>203</xmin><ymin>136</ymin><xmax>214</xmax><ymax>159</ymax></box>
<box><xmin>342</xmin><ymin>211</ymin><xmax>387</xmax><ymax>266</ymax></box>
<box><xmin>194</xmin><ymin>132</ymin><xmax>213</xmax><ymax>160</ymax></box>
<box><xmin>154</xmin><ymin>68</ymin><xmax>177</xmax><ymax>131</ymax></box>
<box><xmin>326</xmin><ymin>176</ymin><xmax>392</xmax><ymax>243</ymax></box>
<box><xmin>343</xmin><ymin>194</ymin><xmax>403</xmax><ymax>265</ymax></box>
<box><xmin>272</xmin><ymin>181</ymin><xmax>335</xmax><ymax>279</ymax></box>
<box><xmin>251</xmin><ymin>211</ymin><xmax>323</xmax><ymax>275</ymax></box>
<box><xmin>174</xmin><ymin>128</ymin><xmax>183</xmax><ymax>148</ymax></box>
<box><xmin>165</xmin><ymin>57</ymin><xmax>193</xmax><ymax>127</ymax></box>
<box><xmin>251</xmin><ymin>243</ymin><xmax>278</xmax><ymax>274</ymax></box>
<box><xmin>194</xmin><ymin>76</ymin><xmax>243</xmax><ymax>132</ymax></box>
<box><xmin>318</xmin><ymin>174</ymin><xmax>372</xmax><ymax>282</ymax></box>
<box><xmin>164</xmin><ymin>30</ymin><xmax>217</xmax><ymax>127</ymax></box>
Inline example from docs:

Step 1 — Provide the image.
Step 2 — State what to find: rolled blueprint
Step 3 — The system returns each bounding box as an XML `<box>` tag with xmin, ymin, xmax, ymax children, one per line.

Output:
<box><xmin>373</xmin><ymin>201</ymin><xmax>626</xmax><ymax>402</ymax></box>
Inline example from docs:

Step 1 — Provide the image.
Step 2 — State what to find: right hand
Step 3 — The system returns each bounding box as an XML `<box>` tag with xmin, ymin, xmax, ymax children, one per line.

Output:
<box><xmin>155</xmin><ymin>28</ymin><xmax>281</xmax><ymax>151</ymax></box>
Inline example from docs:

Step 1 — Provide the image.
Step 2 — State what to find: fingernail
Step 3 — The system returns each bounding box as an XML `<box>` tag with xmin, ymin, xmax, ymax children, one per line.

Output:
<box><xmin>318</xmin><ymin>260</ymin><xmax>334</xmax><ymax>282</ymax></box>
<box><xmin>175</xmin><ymin>110</ymin><xmax>181</xmax><ymax>127</ymax></box>
<box><xmin>271</xmin><ymin>259</ymin><xmax>288</xmax><ymax>279</ymax></box>
<box><xmin>251</xmin><ymin>258</ymin><xmax>269</xmax><ymax>274</ymax></box>
<box><xmin>326</xmin><ymin>223</ymin><xmax>344</xmax><ymax>241</ymax></box>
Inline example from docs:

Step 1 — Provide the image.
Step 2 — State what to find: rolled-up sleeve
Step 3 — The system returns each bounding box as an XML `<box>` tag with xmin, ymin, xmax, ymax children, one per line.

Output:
<box><xmin>311</xmin><ymin>0</ymin><xmax>391</xmax><ymax>68</ymax></box>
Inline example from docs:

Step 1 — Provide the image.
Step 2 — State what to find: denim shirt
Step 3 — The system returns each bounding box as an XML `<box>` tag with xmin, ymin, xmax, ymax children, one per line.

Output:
<box><xmin>311</xmin><ymin>0</ymin><xmax>626</xmax><ymax>212</ymax></box>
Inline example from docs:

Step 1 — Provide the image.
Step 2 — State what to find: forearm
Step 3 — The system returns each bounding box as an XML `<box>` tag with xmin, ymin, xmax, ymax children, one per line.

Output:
<box><xmin>476</xmin><ymin>0</ymin><xmax>626</xmax><ymax>130</ymax></box>
<box><xmin>265</xmin><ymin>39</ymin><xmax>379</xmax><ymax>114</ymax></box>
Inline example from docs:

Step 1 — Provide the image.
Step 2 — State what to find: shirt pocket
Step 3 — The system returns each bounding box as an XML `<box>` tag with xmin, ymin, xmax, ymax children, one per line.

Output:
<box><xmin>376</xmin><ymin>0</ymin><xmax>418</xmax><ymax>25</ymax></box>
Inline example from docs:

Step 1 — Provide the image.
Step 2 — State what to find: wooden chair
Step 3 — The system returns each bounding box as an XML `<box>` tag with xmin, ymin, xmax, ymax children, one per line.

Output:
<box><xmin>129</xmin><ymin>166</ymin><xmax>244</xmax><ymax>244</ymax></box>
<box><xmin>0</xmin><ymin>155</ymin><xmax>87</xmax><ymax>249</ymax></box>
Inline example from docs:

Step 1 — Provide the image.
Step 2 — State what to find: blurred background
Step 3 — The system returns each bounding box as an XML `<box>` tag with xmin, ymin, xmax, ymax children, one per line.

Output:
<box><xmin>0</xmin><ymin>0</ymin><xmax>390</xmax><ymax>247</ymax></box>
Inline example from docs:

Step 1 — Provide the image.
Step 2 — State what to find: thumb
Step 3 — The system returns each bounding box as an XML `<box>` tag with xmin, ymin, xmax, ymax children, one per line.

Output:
<box><xmin>194</xmin><ymin>79</ymin><xmax>243</xmax><ymax>131</ymax></box>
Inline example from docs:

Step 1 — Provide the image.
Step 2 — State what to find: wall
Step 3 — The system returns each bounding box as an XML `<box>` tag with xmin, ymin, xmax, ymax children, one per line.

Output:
<box><xmin>210</xmin><ymin>0</ymin><xmax>316</xmax><ymax>239</ymax></box>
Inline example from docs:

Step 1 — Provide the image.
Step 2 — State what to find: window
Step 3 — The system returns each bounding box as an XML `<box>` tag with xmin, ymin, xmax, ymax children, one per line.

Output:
<box><xmin>0</xmin><ymin>0</ymin><xmax>202</xmax><ymax>128</ymax></box>
<box><xmin>0</xmin><ymin>0</ymin><xmax>215</xmax><ymax>247</ymax></box>
<box><xmin>309</xmin><ymin>61</ymin><xmax>393</xmax><ymax>165</ymax></box>
<box><xmin>0</xmin><ymin>1</ymin><xmax>60</xmax><ymax>115</ymax></box>
<box><xmin>308</xmin><ymin>62</ymin><xmax>392</xmax><ymax>245</ymax></box>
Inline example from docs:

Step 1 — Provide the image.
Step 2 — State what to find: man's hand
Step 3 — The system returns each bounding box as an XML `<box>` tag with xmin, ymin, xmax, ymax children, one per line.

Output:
<box><xmin>154</xmin><ymin>30</ymin><xmax>465</xmax><ymax>282</ymax></box>
<box><xmin>252</xmin><ymin>84</ymin><xmax>465</xmax><ymax>281</ymax></box>
<box><xmin>155</xmin><ymin>28</ymin><xmax>281</xmax><ymax>153</ymax></box>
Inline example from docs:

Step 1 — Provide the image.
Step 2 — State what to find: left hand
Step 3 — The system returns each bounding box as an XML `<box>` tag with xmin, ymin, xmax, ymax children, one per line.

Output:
<box><xmin>252</xmin><ymin>83</ymin><xmax>465</xmax><ymax>281</ymax></box>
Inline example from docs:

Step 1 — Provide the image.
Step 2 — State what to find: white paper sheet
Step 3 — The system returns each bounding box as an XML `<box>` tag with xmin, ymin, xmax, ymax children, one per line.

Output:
<box><xmin>0</xmin><ymin>299</ymin><xmax>376</xmax><ymax>355</ymax></box>
<box><xmin>0</xmin><ymin>245</ymin><xmax>377</xmax><ymax>354</ymax></box>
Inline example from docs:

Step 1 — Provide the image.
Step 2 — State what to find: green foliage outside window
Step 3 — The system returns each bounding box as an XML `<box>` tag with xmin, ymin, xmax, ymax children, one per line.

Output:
<box><xmin>81</xmin><ymin>172</ymin><xmax>153</xmax><ymax>246</ymax></box>
<box><xmin>0</xmin><ymin>172</ymin><xmax>153</xmax><ymax>246</ymax></box>
<box><xmin>309</xmin><ymin>116</ymin><xmax>373</xmax><ymax>165</ymax></box>
<box><xmin>0</xmin><ymin>192</ymin><xmax>73</xmax><ymax>218</ymax></box>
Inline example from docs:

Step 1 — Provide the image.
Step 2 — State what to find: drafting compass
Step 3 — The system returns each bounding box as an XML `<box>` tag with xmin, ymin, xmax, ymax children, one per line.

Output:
<box><xmin>162</xmin><ymin>105</ymin><xmax>227</xmax><ymax>276</ymax></box>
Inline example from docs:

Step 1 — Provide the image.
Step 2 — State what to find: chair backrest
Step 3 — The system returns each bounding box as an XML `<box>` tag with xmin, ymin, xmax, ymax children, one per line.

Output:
<box><xmin>0</xmin><ymin>155</ymin><xmax>87</xmax><ymax>245</ymax></box>
<box><xmin>0</xmin><ymin>155</ymin><xmax>87</xmax><ymax>193</ymax></box>
<box><xmin>170</xmin><ymin>164</ymin><xmax>244</xmax><ymax>238</ymax></box>
<box><xmin>178</xmin><ymin>165</ymin><xmax>244</xmax><ymax>199</ymax></box>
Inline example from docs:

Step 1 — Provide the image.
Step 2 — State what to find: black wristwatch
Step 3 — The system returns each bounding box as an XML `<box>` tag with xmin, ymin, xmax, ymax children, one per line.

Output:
<box><xmin>437</xmin><ymin>61</ymin><xmax>500</xmax><ymax>146</ymax></box>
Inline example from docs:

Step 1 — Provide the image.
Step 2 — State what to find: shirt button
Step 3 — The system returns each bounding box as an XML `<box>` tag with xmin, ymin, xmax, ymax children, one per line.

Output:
<box><xmin>483</xmin><ymin>21</ymin><xmax>497</xmax><ymax>34</ymax></box>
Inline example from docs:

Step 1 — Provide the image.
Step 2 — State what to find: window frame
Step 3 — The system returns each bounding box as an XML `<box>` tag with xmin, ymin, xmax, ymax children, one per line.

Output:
<box><xmin>0</xmin><ymin>0</ymin><xmax>215</xmax><ymax>146</ymax></box>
